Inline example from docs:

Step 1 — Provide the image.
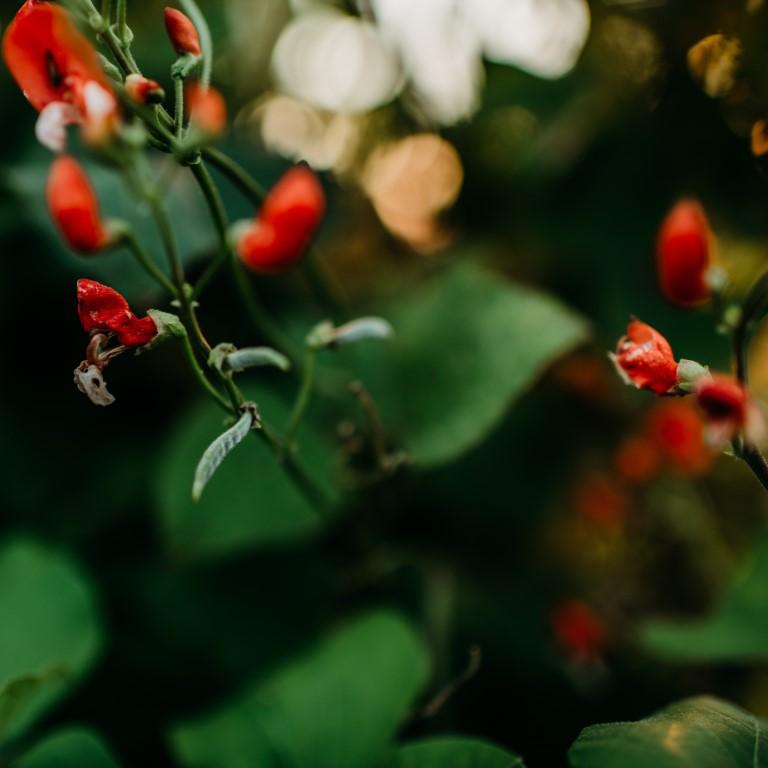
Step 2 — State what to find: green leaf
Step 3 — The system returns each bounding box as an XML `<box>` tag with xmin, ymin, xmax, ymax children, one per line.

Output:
<box><xmin>385</xmin><ymin>737</ymin><xmax>525</xmax><ymax>767</ymax></box>
<box><xmin>171</xmin><ymin>611</ymin><xmax>429</xmax><ymax>768</ymax></box>
<box><xmin>0</xmin><ymin>540</ymin><xmax>102</xmax><ymax>743</ymax></box>
<box><xmin>156</xmin><ymin>385</ymin><xmax>337</xmax><ymax>559</ymax></box>
<box><xmin>346</xmin><ymin>263</ymin><xmax>589</xmax><ymax>466</ymax></box>
<box><xmin>568</xmin><ymin>696</ymin><xmax>768</xmax><ymax>768</ymax></box>
<box><xmin>192</xmin><ymin>409</ymin><xmax>256</xmax><ymax>502</ymax></box>
<box><xmin>642</xmin><ymin>534</ymin><xmax>768</xmax><ymax>661</ymax></box>
<box><xmin>16</xmin><ymin>729</ymin><xmax>119</xmax><ymax>768</ymax></box>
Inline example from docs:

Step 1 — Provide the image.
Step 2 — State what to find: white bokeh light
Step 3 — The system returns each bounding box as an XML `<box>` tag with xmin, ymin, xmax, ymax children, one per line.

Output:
<box><xmin>271</xmin><ymin>9</ymin><xmax>403</xmax><ymax>113</ymax></box>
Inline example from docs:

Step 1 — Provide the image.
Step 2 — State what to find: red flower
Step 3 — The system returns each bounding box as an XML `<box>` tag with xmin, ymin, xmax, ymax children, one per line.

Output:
<box><xmin>646</xmin><ymin>399</ymin><xmax>713</xmax><ymax>476</ymax></box>
<box><xmin>613</xmin><ymin>320</ymin><xmax>679</xmax><ymax>395</ymax></box>
<box><xmin>551</xmin><ymin>600</ymin><xmax>607</xmax><ymax>664</ymax></box>
<box><xmin>77</xmin><ymin>279</ymin><xmax>157</xmax><ymax>348</ymax></box>
<box><xmin>186</xmin><ymin>82</ymin><xmax>227</xmax><ymax>137</ymax></box>
<box><xmin>125</xmin><ymin>73</ymin><xmax>165</xmax><ymax>105</ymax></box>
<box><xmin>236</xmin><ymin>166</ymin><xmax>326</xmax><ymax>273</ymax></box>
<box><xmin>3</xmin><ymin>0</ymin><xmax>119</xmax><ymax>151</ymax></box>
<box><xmin>696</xmin><ymin>375</ymin><xmax>749</xmax><ymax>436</ymax></box>
<box><xmin>657</xmin><ymin>199</ymin><xmax>712</xmax><ymax>306</ymax></box>
<box><xmin>164</xmin><ymin>8</ymin><xmax>201</xmax><ymax>56</ymax></box>
<box><xmin>47</xmin><ymin>155</ymin><xmax>111</xmax><ymax>254</ymax></box>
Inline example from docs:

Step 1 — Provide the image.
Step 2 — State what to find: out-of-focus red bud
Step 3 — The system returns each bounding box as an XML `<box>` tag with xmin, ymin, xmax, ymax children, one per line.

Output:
<box><xmin>236</xmin><ymin>165</ymin><xmax>326</xmax><ymax>273</ymax></box>
<box><xmin>574</xmin><ymin>473</ymin><xmax>630</xmax><ymax>529</ymax></box>
<box><xmin>696</xmin><ymin>375</ymin><xmax>747</xmax><ymax>430</ymax></box>
<box><xmin>77</xmin><ymin>279</ymin><xmax>158</xmax><ymax>348</ymax></box>
<box><xmin>186</xmin><ymin>82</ymin><xmax>227</xmax><ymax>136</ymax></box>
<box><xmin>613</xmin><ymin>320</ymin><xmax>679</xmax><ymax>395</ymax></box>
<box><xmin>551</xmin><ymin>600</ymin><xmax>608</xmax><ymax>664</ymax></box>
<box><xmin>125</xmin><ymin>73</ymin><xmax>165</xmax><ymax>105</ymax></box>
<box><xmin>47</xmin><ymin>155</ymin><xmax>110</xmax><ymax>254</ymax></box>
<box><xmin>164</xmin><ymin>8</ymin><xmax>201</xmax><ymax>56</ymax></box>
<box><xmin>615</xmin><ymin>435</ymin><xmax>660</xmax><ymax>484</ymax></box>
<box><xmin>657</xmin><ymin>199</ymin><xmax>713</xmax><ymax>306</ymax></box>
<box><xmin>646</xmin><ymin>400</ymin><xmax>713</xmax><ymax>476</ymax></box>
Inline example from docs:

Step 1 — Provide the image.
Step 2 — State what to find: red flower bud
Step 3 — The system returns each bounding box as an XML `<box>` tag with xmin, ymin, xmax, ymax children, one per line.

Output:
<box><xmin>696</xmin><ymin>375</ymin><xmax>747</xmax><ymax>429</ymax></box>
<box><xmin>77</xmin><ymin>279</ymin><xmax>157</xmax><ymax>348</ymax></box>
<box><xmin>125</xmin><ymin>73</ymin><xmax>165</xmax><ymax>105</ymax></box>
<box><xmin>613</xmin><ymin>320</ymin><xmax>679</xmax><ymax>395</ymax></box>
<box><xmin>615</xmin><ymin>435</ymin><xmax>660</xmax><ymax>484</ymax></box>
<box><xmin>551</xmin><ymin>600</ymin><xmax>607</xmax><ymax>664</ymax></box>
<box><xmin>47</xmin><ymin>155</ymin><xmax>110</xmax><ymax>254</ymax></box>
<box><xmin>185</xmin><ymin>82</ymin><xmax>227</xmax><ymax>136</ymax></box>
<box><xmin>657</xmin><ymin>199</ymin><xmax>712</xmax><ymax>306</ymax></box>
<box><xmin>574</xmin><ymin>473</ymin><xmax>630</xmax><ymax>528</ymax></box>
<box><xmin>164</xmin><ymin>8</ymin><xmax>201</xmax><ymax>56</ymax></box>
<box><xmin>646</xmin><ymin>400</ymin><xmax>713</xmax><ymax>476</ymax></box>
<box><xmin>3</xmin><ymin>1</ymin><xmax>118</xmax><ymax>151</ymax></box>
<box><xmin>237</xmin><ymin>166</ymin><xmax>326</xmax><ymax>273</ymax></box>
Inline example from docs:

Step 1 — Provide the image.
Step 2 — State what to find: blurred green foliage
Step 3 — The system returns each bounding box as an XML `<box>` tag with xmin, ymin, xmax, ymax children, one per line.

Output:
<box><xmin>4</xmin><ymin>0</ymin><xmax>768</xmax><ymax>766</ymax></box>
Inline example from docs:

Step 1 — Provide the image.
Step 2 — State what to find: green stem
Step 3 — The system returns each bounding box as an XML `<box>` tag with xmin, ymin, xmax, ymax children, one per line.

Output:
<box><xmin>116</xmin><ymin>0</ymin><xmax>128</xmax><ymax>46</ymax></box>
<box><xmin>202</xmin><ymin>147</ymin><xmax>267</xmax><ymax>203</ymax></box>
<box><xmin>202</xmin><ymin>149</ymin><xmax>344</xmax><ymax>315</ymax></box>
<box><xmin>178</xmin><ymin>0</ymin><xmax>213</xmax><ymax>87</ymax></box>
<box><xmin>101</xmin><ymin>0</ymin><xmax>112</xmax><ymax>20</ymax></box>
<box><xmin>180</xmin><ymin>330</ymin><xmax>231</xmax><ymax>412</ymax></box>
<box><xmin>174</xmin><ymin>77</ymin><xmax>185</xmax><ymax>140</ymax></box>
<box><xmin>188</xmin><ymin>162</ymin><xmax>300</xmax><ymax>361</ymax></box>
<box><xmin>285</xmin><ymin>348</ymin><xmax>317</xmax><ymax>448</ymax></box>
<box><xmin>123</xmin><ymin>231</ymin><xmax>177</xmax><ymax>296</ymax></box>
<box><xmin>741</xmin><ymin>442</ymin><xmax>768</xmax><ymax>492</ymax></box>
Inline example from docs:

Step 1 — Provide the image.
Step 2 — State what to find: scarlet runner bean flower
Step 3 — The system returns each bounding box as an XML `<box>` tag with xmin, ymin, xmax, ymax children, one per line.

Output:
<box><xmin>185</xmin><ymin>82</ymin><xmax>227</xmax><ymax>137</ymax></box>
<box><xmin>657</xmin><ymin>199</ymin><xmax>713</xmax><ymax>306</ymax></box>
<box><xmin>164</xmin><ymin>8</ymin><xmax>202</xmax><ymax>56</ymax></box>
<box><xmin>3</xmin><ymin>0</ymin><xmax>119</xmax><ymax>152</ymax></box>
<box><xmin>47</xmin><ymin>155</ymin><xmax>114</xmax><ymax>254</ymax></box>
<box><xmin>77</xmin><ymin>279</ymin><xmax>157</xmax><ymax>348</ymax></box>
<box><xmin>236</xmin><ymin>165</ymin><xmax>326</xmax><ymax>273</ymax></box>
<box><xmin>646</xmin><ymin>399</ymin><xmax>713</xmax><ymax>476</ymax></box>
<box><xmin>612</xmin><ymin>320</ymin><xmax>679</xmax><ymax>395</ymax></box>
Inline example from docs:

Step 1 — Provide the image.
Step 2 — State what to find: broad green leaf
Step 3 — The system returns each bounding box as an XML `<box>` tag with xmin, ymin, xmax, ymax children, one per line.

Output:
<box><xmin>16</xmin><ymin>729</ymin><xmax>119</xmax><ymax>768</ymax></box>
<box><xmin>171</xmin><ymin>611</ymin><xmax>429</xmax><ymax>768</ymax></box>
<box><xmin>0</xmin><ymin>540</ymin><xmax>101</xmax><ymax>743</ymax></box>
<box><xmin>156</xmin><ymin>386</ymin><xmax>338</xmax><ymax>559</ymax></box>
<box><xmin>642</xmin><ymin>534</ymin><xmax>768</xmax><ymax>661</ymax></box>
<box><xmin>192</xmin><ymin>409</ymin><xmax>256</xmax><ymax>502</ymax></box>
<box><xmin>568</xmin><ymin>696</ymin><xmax>768</xmax><ymax>768</ymax></box>
<box><xmin>385</xmin><ymin>737</ymin><xmax>525</xmax><ymax>767</ymax></box>
<box><xmin>344</xmin><ymin>263</ymin><xmax>589</xmax><ymax>466</ymax></box>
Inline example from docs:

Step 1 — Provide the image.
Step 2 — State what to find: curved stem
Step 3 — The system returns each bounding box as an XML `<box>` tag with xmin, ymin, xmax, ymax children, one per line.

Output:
<box><xmin>285</xmin><ymin>348</ymin><xmax>317</xmax><ymax>449</ymax></box>
<box><xmin>173</xmin><ymin>77</ymin><xmax>185</xmax><ymax>140</ymax></box>
<box><xmin>202</xmin><ymin>147</ymin><xmax>267</xmax><ymax>203</ymax></box>
<box><xmin>742</xmin><ymin>442</ymin><xmax>768</xmax><ymax>492</ymax></box>
<box><xmin>180</xmin><ymin>331</ymin><xmax>231</xmax><ymax>411</ymax></box>
<box><xmin>123</xmin><ymin>232</ymin><xmax>177</xmax><ymax>296</ymax></box>
<box><xmin>116</xmin><ymin>0</ymin><xmax>128</xmax><ymax>46</ymax></box>
<box><xmin>179</xmin><ymin>0</ymin><xmax>213</xmax><ymax>87</ymax></box>
<box><xmin>188</xmin><ymin>161</ymin><xmax>300</xmax><ymax>361</ymax></box>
